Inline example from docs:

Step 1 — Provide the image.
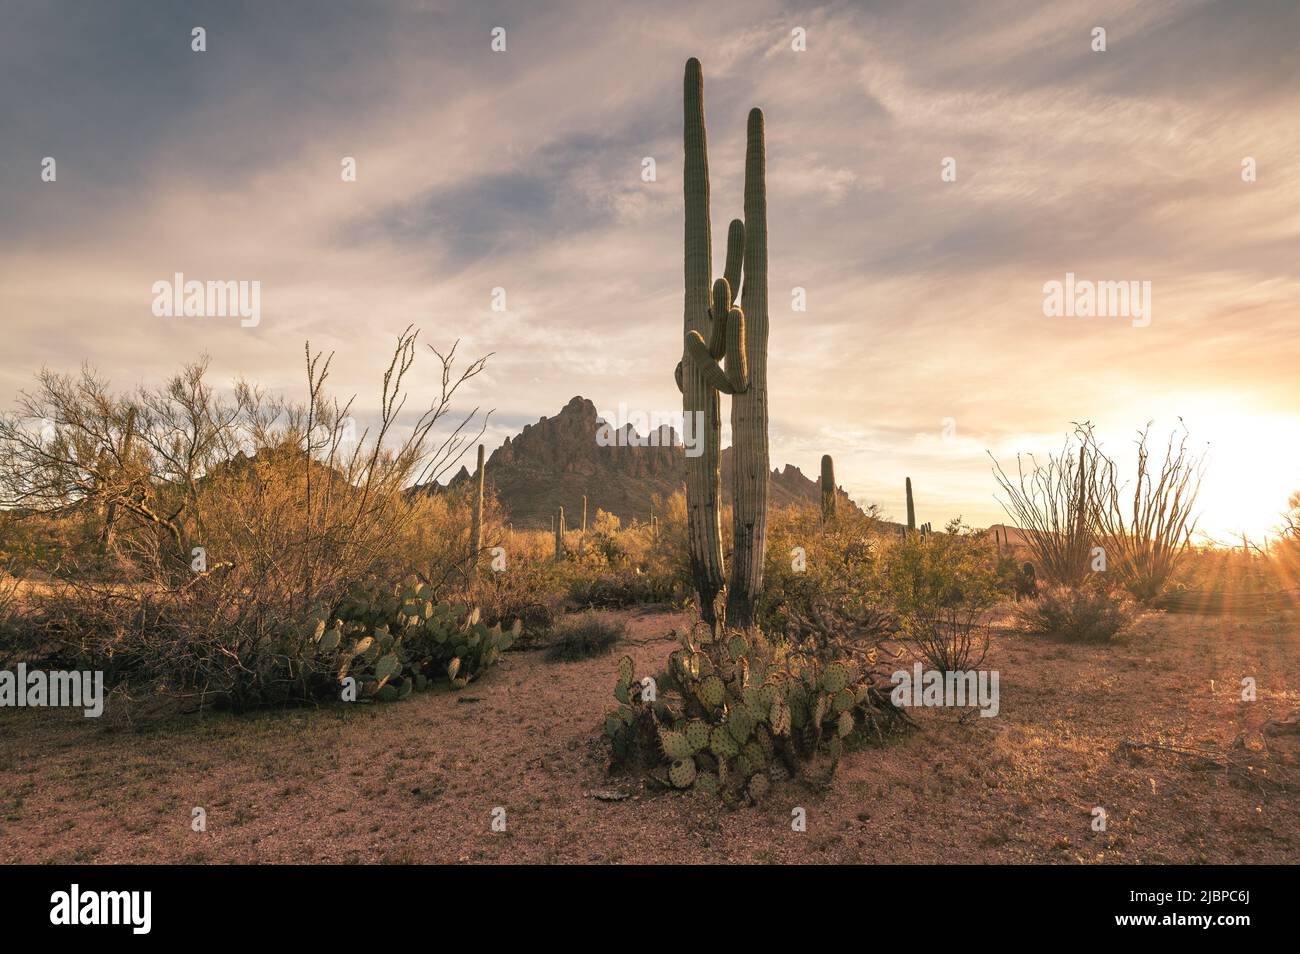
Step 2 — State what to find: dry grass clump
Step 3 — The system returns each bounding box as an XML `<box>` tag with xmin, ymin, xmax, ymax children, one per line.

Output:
<box><xmin>544</xmin><ymin>611</ymin><xmax>627</xmax><ymax>662</ymax></box>
<box><xmin>1017</xmin><ymin>586</ymin><xmax>1133</xmax><ymax>643</ymax></box>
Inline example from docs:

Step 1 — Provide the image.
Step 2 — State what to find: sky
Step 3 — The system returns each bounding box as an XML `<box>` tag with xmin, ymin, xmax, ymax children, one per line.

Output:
<box><xmin>2</xmin><ymin>0</ymin><xmax>1298</xmax><ymax>541</ymax></box>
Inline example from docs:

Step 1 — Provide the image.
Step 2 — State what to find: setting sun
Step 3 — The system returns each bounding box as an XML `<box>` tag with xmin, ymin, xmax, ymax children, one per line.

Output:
<box><xmin>1163</xmin><ymin>405</ymin><xmax>1300</xmax><ymax>545</ymax></box>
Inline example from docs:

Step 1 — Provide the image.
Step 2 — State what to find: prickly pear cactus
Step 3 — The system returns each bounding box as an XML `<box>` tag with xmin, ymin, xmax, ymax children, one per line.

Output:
<box><xmin>604</xmin><ymin>624</ymin><xmax>906</xmax><ymax>803</ymax></box>
<box><xmin>311</xmin><ymin>578</ymin><xmax>522</xmax><ymax>701</ymax></box>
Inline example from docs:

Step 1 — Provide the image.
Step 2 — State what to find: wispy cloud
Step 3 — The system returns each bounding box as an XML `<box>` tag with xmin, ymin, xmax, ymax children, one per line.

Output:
<box><xmin>2</xmin><ymin>0</ymin><xmax>1297</xmax><ymax>536</ymax></box>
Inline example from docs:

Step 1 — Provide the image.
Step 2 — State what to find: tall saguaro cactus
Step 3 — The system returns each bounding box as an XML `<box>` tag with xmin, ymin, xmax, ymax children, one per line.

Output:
<box><xmin>820</xmin><ymin>455</ymin><xmax>836</xmax><ymax>523</ymax></box>
<box><xmin>726</xmin><ymin>107</ymin><xmax>771</xmax><ymax>629</ymax></box>
<box><xmin>906</xmin><ymin>477</ymin><xmax>916</xmax><ymax>532</ymax></box>
<box><xmin>555</xmin><ymin>506</ymin><xmax>566</xmax><ymax>560</ymax></box>
<box><xmin>678</xmin><ymin>57</ymin><xmax>749</xmax><ymax>629</ymax></box>
<box><xmin>469</xmin><ymin>444</ymin><xmax>485</xmax><ymax>577</ymax></box>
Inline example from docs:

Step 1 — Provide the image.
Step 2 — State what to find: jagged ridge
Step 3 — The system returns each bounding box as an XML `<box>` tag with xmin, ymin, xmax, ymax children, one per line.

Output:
<box><xmin>430</xmin><ymin>396</ymin><xmax>858</xmax><ymax>529</ymax></box>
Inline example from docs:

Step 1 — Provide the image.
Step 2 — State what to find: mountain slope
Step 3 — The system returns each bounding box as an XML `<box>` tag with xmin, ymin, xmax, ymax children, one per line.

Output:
<box><xmin>435</xmin><ymin>396</ymin><xmax>858</xmax><ymax>528</ymax></box>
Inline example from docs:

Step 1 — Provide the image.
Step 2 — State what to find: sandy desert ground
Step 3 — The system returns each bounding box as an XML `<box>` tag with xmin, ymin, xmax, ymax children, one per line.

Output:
<box><xmin>1</xmin><ymin>606</ymin><xmax>1296</xmax><ymax>864</ymax></box>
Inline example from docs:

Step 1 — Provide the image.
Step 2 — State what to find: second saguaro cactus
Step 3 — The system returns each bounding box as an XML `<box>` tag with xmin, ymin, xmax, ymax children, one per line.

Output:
<box><xmin>906</xmin><ymin>477</ymin><xmax>916</xmax><ymax>532</ymax></box>
<box><xmin>555</xmin><ymin>506</ymin><xmax>566</xmax><ymax>560</ymax></box>
<box><xmin>726</xmin><ymin>106</ymin><xmax>770</xmax><ymax>629</ymax></box>
<box><xmin>820</xmin><ymin>455</ymin><xmax>836</xmax><ymax>523</ymax></box>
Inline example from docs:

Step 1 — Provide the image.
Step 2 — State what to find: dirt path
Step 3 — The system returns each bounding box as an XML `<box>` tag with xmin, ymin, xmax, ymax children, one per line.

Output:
<box><xmin>1</xmin><ymin>606</ymin><xmax>1296</xmax><ymax>863</ymax></box>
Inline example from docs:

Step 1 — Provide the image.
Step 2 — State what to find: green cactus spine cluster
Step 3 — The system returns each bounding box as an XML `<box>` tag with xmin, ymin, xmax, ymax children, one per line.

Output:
<box><xmin>820</xmin><ymin>454</ymin><xmax>836</xmax><ymax>523</ymax></box>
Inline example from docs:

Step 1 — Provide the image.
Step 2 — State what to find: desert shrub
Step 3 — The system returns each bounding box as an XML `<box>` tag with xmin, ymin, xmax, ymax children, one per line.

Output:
<box><xmin>401</xmin><ymin>485</ymin><xmax>509</xmax><ymax>597</ymax></box>
<box><xmin>1018</xmin><ymin>586</ymin><xmax>1132</xmax><ymax>643</ymax></box>
<box><xmin>544</xmin><ymin>611</ymin><xmax>626</xmax><ymax>662</ymax></box>
<box><xmin>0</xmin><ymin>569</ymin><xmax>32</xmax><ymax>667</ymax></box>
<box><xmin>468</xmin><ymin>529</ymin><xmax>565</xmax><ymax>640</ymax></box>
<box><xmin>757</xmin><ymin>504</ymin><xmax>892</xmax><ymax>641</ymax></box>
<box><xmin>605</xmin><ymin>626</ymin><xmax>908</xmax><ymax>803</ymax></box>
<box><xmin>582</xmin><ymin>508</ymin><xmax>627</xmax><ymax>564</ymax></box>
<box><xmin>1166</xmin><ymin>544</ymin><xmax>1287</xmax><ymax>597</ymax></box>
<box><xmin>0</xmin><ymin>328</ymin><xmax>497</xmax><ymax>706</ymax></box>
<box><xmin>0</xmin><ymin>509</ymin><xmax>96</xmax><ymax>577</ymax></box>
<box><xmin>462</xmin><ymin>497</ymin><xmax>690</xmax><ymax>619</ymax></box>
<box><xmin>993</xmin><ymin>554</ymin><xmax>1038</xmax><ymax>601</ymax></box>
<box><xmin>618</xmin><ymin>491</ymin><xmax>692</xmax><ymax>605</ymax></box>
<box><xmin>566</xmin><ymin>568</ymin><xmax>657</xmax><ymax>608</ymax></box>
<box><xmin>1280</xmin><ymin>493</ymin><xmax>1300</xmax><ymax>572</ymax></box>
<box><xmin>881</xmin><ymin>520</ymin><xmax>998</xmax><ymax>672</ymax></box>
<box><xmin>564</xmin><ymin>498</ymin><xmax>691</xmax><ymax>609</ymax></box>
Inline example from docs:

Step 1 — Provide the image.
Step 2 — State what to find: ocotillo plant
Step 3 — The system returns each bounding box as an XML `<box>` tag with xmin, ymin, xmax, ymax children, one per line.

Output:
<box><xmin>727</xmin><ymin>105</ymin><xmax>771</xmax><ymax>629</ymax></box>
<box><xmin>555</xmin><ymin>506</ymin><xmax>566</xmax><ymax>560</ymax></box>
<box><xmin>469</xmin><ymin>444</ymin><xmax>484</xmax><ymax>578</ymax></box>
<box><xmin>906</xmin><ymin>477</ymin><xmax>916</xmax><ymax>532</ymax></box>
<box><xmin>676</xmin><ymin>57</ymin><xmax>750</xmax><ymax>629</ymax></box>
<box><xmin>820</xmin><ymin>455</ymin><xmax>836</xmax><ymax>523</ymax></box>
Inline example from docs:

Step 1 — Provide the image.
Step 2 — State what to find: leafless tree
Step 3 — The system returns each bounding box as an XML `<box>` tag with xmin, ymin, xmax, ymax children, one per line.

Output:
<box><xmin>0</xmin><ymin>329</ymin><xmax>491</xmax><ymax>707</ymax></box>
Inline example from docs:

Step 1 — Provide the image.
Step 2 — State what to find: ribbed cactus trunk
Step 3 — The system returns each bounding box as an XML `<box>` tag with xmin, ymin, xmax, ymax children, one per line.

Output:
<box><xmin>681</xmin><ymin>59</ymin><xmax>723</xmax><ymax>627</ymax></box>
<box><xmin>680</xmin><ymin>58</ymin><xmax>749</xmax><ymax>629</ymax></box>
<box><xmin>906</xmin><ymin>477</ymin><xmax>916</xmax><ymax>532</ymax></box>
<box><xmin>726</xmin><ymin>107</ymin><xmax>770</xmax><ymax>630</ymax></box>
<box><xmin>555</xmin><ymin>506</ymin><xmax>565</xmax><ymax>560</ymax></box>
<box><xmin>579</xmin><ymin>494</ymin><xmax>588</xmax><ymax>555</ymax></box>
<box><xmin>469</xmin><ymin>444</ymin><xmax>484</xmax><ymax>578</ymax></box>
<box><xmin>819</xmin><ymin>454</ymin><xmax>836</xmax><ymax>524</ymax></box>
